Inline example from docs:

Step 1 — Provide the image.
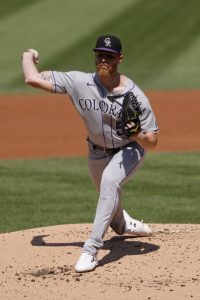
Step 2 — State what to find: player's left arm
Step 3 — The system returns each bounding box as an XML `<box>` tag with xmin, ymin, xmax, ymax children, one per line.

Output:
<box><xmin>129</xmin><ymin>89</ymin><xmax>158</xmax><ymax>150</ymax></box>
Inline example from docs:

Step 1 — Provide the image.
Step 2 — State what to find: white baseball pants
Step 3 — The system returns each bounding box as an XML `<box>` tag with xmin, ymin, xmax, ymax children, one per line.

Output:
<box><xmin>83</xmin><ymin>141</ymin><xmax>145</xmax><ymax>256</ymax></box>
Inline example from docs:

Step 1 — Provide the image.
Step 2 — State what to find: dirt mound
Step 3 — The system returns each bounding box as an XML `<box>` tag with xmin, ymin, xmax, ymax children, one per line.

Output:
<box><xmin>0</xmin><ymin>224</ymin><xmax>199</xmax><ymax>300</ymax></box>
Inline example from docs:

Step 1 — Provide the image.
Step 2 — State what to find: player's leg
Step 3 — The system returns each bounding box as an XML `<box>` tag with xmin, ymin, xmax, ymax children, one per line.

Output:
<box><xmin>87</xmin><ymin>154</ymin><xmax>111</xmax><ymax>192</ymax></box>
<box><xmin>88</xmin><ymin>154</ymin><xmax>125</xmax><ymax>235</ymax></box>
<box><xmin>75</xmin><ymin>142</ymin><xmax>152</xmax><ymax>272</ymax></box>
<box><xmin>83</xmin><ymin>143</ymin><xmax>146</xmax><ymax>256</ymax></box>
<box><xmin>109</xmin><ymin>148</ymin><xmax>152</xmax><ymax>237</ymax></box>
<box><xmin>75</xmin><ymin>150</ymin><xmax>112</xmax><ymax>272</ymax></box>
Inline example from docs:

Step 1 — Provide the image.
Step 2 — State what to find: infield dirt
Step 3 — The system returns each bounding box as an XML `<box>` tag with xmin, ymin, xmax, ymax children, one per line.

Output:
<box><xmin>0</xmin><ymin>91</ymin><xmax>200</xmax><ymax>299</ymax></box>
<box><xmin>0</xmin><ymin>91</ymin><xmax>200</xmax><ymax>159</ymax></box>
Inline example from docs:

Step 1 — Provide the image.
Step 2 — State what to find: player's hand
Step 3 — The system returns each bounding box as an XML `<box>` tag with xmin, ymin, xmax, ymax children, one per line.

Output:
<box><xmin>125</xmin><ymin>121</ymin><xmax>136</xmax><ymax>129</ymax></box>
<box><xmin>23</xmin><ymin>49</ymin><xmax>39</xmax><ymax>64</ymax></box>
<box><xmin>124</xmin><ymin>121</ymin><xmax>141</xmax><ymax>137</ymax></box>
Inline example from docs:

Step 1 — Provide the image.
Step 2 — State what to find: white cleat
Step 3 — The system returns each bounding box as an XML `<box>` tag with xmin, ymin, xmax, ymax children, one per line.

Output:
<box><xmin>123</xmin><ymin>210</ymin><xmax>152</xmax><ymax>237</ymax></box>
<box><xmin>75</xmin><ymin>252</ymin><xmax>98</xmax><ymax>273</ymax></box>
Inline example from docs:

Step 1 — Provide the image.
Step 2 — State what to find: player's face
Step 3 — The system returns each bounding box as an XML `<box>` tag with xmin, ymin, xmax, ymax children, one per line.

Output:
<box><xmin>95</xmin><ymin>51</ymin><xmax>123</xmax><ymax>76</ymax></box>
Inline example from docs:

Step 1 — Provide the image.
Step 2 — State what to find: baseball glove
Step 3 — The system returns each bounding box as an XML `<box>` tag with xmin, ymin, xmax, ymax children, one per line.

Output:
<box><xmin>121</xmin><ymin>92</ymin><xmax>142</xmax><ymax>137</ymax></box>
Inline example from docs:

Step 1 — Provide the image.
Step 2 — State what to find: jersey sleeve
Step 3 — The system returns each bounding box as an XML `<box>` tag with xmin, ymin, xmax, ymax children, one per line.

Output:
<box><xmin>133</xmin><ymin>84</ymin><xmax>159</xmax><ymax>133</ymax></box>
<box><xmin>51</xmin><ymin>71</ymin><xmax>78</xmax><ymax>97</ymax></box>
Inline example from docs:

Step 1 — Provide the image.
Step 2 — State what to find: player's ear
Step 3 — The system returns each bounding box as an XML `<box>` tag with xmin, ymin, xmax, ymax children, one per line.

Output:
<box><xmin>118</xmin><ymin>54</ymin><xmax>123</xmax><ymax>63</ymax></box>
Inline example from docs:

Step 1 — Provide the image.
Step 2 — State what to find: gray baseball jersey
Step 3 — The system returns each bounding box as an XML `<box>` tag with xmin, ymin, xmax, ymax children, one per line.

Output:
<box><xmin>51</xmin><ymin>71</ymin><xmax>158</xmax><ymax>148</ymax></box>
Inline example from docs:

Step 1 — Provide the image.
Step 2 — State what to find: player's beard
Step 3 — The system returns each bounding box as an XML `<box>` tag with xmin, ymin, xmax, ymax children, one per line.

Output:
<box><xmin>97</xmin><ymin>64</ymin><xmax>115</xmax><ymax>79</ymax></box>
<box><xmin>98</xmin><ymin>67</ymin><xmax>110</xmax><ymax>78</ymax></box>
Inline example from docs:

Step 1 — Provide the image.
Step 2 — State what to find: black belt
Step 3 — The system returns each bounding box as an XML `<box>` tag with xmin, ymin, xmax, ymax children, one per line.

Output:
<box><xmin>92</xmin><ymin>144</ymin><xmax>122</xmax><ymax>154</ymax></box>
<box><xmin>88</xmin><ymin>139</ymin><xmax>131</xmax><ymax>155</ymax></box>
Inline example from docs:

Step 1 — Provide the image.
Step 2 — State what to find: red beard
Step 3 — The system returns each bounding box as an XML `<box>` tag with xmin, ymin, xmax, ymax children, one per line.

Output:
<box><xmin>97</xmin><ymin>64</ymin><xmax>111</xmax><ymax>78</ymax></box>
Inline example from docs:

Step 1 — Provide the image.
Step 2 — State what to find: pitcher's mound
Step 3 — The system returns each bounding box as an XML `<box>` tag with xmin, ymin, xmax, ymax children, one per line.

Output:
<box><xmin>0</xmin><ymin>224</ymin><xmax>199</xmax><ymax>300</ymax></box>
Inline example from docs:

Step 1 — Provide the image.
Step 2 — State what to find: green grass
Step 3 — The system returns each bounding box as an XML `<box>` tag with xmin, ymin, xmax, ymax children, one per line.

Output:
<box><xmin>0</xmin><ymin>153</ymin><xmax>199</xmax><ymax>233</ymax></box>
<box><xmin>0</xmin><ymin>157</ymin><xmax>98</xmax><ymax>233</ymax></box>
<box><xmin>124</xmin><ymin>152</ymin><xmax>200</xmax><ymax>223</ymax></box>
<box><xmin>0</xmin><ymin>0</ymin><xmax>200</xmax><ymax>93</ymax></box>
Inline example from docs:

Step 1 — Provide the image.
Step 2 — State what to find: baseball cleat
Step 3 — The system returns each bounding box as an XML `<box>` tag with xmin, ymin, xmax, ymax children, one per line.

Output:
<box><xmin>75</xmin><ymin>252</ymin><xmax>98</xmax><ymax>273</ymax></box>
<box><xmin>123</xmin><ymin>210</ymin><xmax>152</xmax><ymax>237</ymax></box>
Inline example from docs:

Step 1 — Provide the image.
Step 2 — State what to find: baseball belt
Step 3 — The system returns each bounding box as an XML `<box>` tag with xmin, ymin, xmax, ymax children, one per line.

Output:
<box><xmin>88</xmin><ymin>138</ymin><xmax>131</xmax><ymax>155</ymax></box>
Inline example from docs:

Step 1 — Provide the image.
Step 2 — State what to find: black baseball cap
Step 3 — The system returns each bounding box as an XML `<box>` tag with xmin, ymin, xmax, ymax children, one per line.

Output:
<box><xmin>93</xmin><ymin>35</ymin><xmax>122</xmax><ymax>54</ymax></box>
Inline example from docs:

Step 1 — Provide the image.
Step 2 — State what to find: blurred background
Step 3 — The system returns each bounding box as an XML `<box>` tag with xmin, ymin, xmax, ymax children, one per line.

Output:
<box><xmin>0</xmin><ymin>0</ymin><xmax>200</xmax><ymax>93</ymax></box>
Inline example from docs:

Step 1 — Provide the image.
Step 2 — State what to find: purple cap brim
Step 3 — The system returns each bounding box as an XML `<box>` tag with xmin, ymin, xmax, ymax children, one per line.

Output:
<box><xmin>93</xmin><ymin>47</ymin><xmax>120</xmax><ymax>54</ymax></box>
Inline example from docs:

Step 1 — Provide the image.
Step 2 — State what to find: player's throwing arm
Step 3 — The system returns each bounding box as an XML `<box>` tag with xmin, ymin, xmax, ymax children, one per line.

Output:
<box><xmin>22</xmin><ymin>49</ymin><xmax>53</xmax><ymax>92</ymax></box>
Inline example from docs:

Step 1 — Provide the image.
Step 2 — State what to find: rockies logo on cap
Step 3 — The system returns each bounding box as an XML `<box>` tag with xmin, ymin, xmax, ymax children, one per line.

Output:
<box><xmin>104</xmin><ymin>37</ymin><xmax>112</xmax><ymax>47</ymax></box>
<box><xmin>93</xmin><ymin>35</ymin><xmax>122</xmax><ymax>54</ymax></box>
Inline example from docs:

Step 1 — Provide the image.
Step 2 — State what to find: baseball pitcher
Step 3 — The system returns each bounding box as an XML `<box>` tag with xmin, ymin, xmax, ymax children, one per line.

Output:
<box><xmin>22</xmin><ymin>35</ymin><xmax>158</xmax><ymax>273</ymax></box>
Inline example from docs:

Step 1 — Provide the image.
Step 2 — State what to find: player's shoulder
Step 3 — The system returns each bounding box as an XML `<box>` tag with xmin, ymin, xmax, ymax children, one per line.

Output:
<box><xmin>65</xmin><ymin>71</ymin><xmax>93</xmax><ymax>79</ymax></box>
<box><xmin>52</xmin><ymin>70</ymin><xmax>92</xmax><ymax>80</ymax></box>
<box><xmin>129</xmin><ymin>80</ymin><xmax>148</xmax><ymax>101</ymax></box>
<box><xmin>126</xmin><ymin>78</ymin><xmax>152</xmax><ymax>109</ymax></box>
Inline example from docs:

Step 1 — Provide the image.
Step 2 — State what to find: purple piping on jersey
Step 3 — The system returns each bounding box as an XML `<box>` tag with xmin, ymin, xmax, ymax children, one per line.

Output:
<box><xmin>120</xmin><ymin>147</ymin><xmax>145</xmax><ymax>186</ymax></box>
<box><xmin>101</xmin><ymin>110</ymin><xmax>108</xmax><ymax>148</ymax></box>
<box><xmin>93</xmin><ymin>74</ymin><xmax>108</xmax><ymax>148</ymax></box>
<box><xmin>110</xmin><ymin>114</ymin><xmax>115</xmax><ymax>148</ymax></box>
<box><xmin>128</xmin><ymin>86</ymin><xmax>135</xmax><ymax>94</ymax></box>
<box><xmin>51</xmin><ymin>71</ymin><xmax>56</xmax><ymax>93</ymax></box>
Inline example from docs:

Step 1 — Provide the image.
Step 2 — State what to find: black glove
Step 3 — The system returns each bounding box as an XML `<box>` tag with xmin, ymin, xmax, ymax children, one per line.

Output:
<box><xmin>121</xmin><ymin>92</ymin><xmax>142</xmax><ymax>137</ymax></box>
